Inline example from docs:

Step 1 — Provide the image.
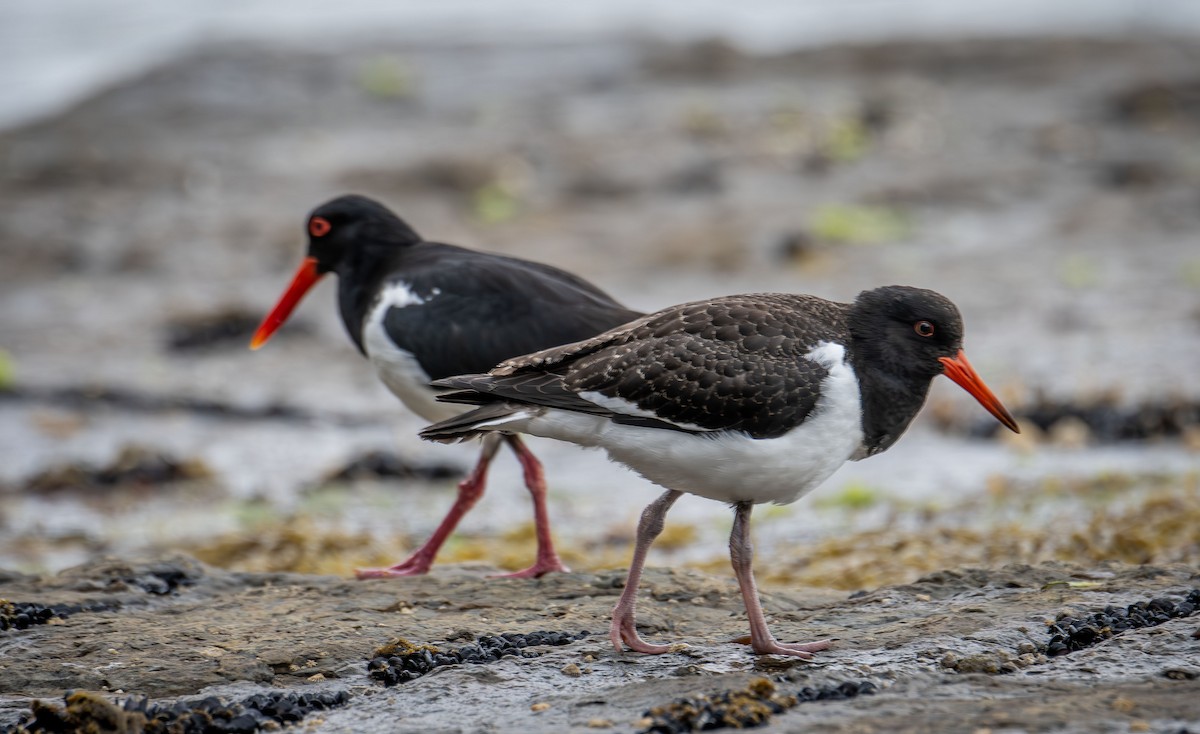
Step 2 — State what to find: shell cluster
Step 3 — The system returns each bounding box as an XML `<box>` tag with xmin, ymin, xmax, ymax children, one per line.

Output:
<box><xmin>368</xmin><ymin>630</ymin><xmax>589</xmax><ymax>686</ymax></box>
<box><xmin>1046</xmin><ymin>589</ymin><xmax>1200</xmax><ymax>656</ymax></box>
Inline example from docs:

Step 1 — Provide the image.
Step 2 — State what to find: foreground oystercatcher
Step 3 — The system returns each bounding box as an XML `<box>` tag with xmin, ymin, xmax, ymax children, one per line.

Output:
<box><xmin>421</xmin><ymin>286</ymin><xmax>1019</xmax><ymax>655</ymax></box>
<box><xmin>250</xmin><ymin>195</ymin><xmax>641</xmax><ymax>578</ymax></box>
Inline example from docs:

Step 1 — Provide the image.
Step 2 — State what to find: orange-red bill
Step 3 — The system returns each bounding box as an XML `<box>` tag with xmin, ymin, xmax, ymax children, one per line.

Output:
<box><xmin>249</xmin><ymin>257</ymin><xmax>323</xmax><ymax>350</ymax></box>
<box><xmin>938</xmin><ymin>350</ymin><xmax>1020</xmax><ymax>433</ymax></box>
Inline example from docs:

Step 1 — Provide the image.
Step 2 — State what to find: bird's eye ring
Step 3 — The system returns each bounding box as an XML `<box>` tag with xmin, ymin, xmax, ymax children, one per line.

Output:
<box><xmin>914</xmin><ymin>320</ymin><xmax>935</xmax><ymax>337</ymax></box>
<box><xmin>309</xmin><ymin>216</ymin><xmax>332</xmax><ymax>237</ymax></box>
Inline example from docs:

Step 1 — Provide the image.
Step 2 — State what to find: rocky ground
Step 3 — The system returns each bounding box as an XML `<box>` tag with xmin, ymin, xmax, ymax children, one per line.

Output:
<box><xmin>1</xmin><ymin>557</ymin><xmax>1199</xmax><ymax>733</ymax></box>
<box><xmin>1</xmin><ymin>31</ymin><xmax>1199</xmax><ymax>733</ymax></box>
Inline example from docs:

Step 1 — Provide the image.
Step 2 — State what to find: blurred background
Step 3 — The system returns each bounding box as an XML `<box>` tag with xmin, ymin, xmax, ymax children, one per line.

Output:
<box><xmin>1</xmin><ymin>1</ymin><xmax>1197</xmax><ymax>585</ymax></box>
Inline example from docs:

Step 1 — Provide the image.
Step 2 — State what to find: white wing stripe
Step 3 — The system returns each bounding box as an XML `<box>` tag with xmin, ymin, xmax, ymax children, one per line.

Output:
<box><xmin>578</xmin><ymin>390</ymin><xmax>720</xmax><ymax>432</ymax></box>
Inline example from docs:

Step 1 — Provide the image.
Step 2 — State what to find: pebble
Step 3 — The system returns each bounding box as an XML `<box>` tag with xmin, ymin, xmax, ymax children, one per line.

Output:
<box><xmin>561</xmin><ymin>663</ymin><xmax>582</xmax><ymax>677</ymax></box>
<box><xmin>1161</xmin><ymin>668</ymin><xmax>1198</xmax><ymax>680</ymax></box>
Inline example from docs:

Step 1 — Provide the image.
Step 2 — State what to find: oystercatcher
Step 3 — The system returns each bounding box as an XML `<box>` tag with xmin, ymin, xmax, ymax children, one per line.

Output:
<box><xmin>421</xmin><ymin>286</ymin><xmax>1019</xmax><ymax>655</ymax></box>
<box><xmin>250</xmin><ymin>195</ymin><xmax>641</xmax><ymax>578</ymax></box>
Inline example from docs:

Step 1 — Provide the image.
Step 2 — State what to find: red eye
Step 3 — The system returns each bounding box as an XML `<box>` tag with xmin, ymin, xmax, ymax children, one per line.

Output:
<box><xmin>309</xmin><ymin>216</ymin><xmax>332</xmax><ymax>237</ymax></box>
<box><xmin>914</xmin><ymin>320</ymin><xmax>935</xmax><ymax>337</ymax></box>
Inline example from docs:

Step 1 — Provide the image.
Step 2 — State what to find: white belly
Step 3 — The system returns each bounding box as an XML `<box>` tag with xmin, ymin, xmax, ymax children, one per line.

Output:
<box><xmin>364</xmin><ymin>339</ymin><xmax>464</xmax><ymax>423</ymax></box>
<box><xmin>493</xmin><ymin>342</ymin><xmax>865</xmax><ymax>505</ymax></box>
<box><xmin>361</xmin><ymin>283</ymin><xmax>464</xmax><ymax>423</ymax></box>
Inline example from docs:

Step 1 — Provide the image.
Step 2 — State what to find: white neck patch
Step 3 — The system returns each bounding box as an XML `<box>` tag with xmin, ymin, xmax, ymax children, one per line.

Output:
<box><xmin>361</xmin><ymin>280</ymin><xmax>459</xmax><ymax>422</ymax></box>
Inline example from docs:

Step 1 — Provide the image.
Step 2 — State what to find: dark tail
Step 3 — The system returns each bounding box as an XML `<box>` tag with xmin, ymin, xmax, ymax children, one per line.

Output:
<box><xmin>429</xmin><ymin>374</ymin><xmax>506</xmax><ymax>407</ymax></box>
<box><xmin>420</xmin><ymin>402</ymin><xmax>532</xmax><ymax>444</ymax></box>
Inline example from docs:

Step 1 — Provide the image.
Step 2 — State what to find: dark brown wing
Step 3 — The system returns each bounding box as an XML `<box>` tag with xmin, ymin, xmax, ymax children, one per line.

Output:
<box><xmin>433</xmin><ymin>293</ymin><xmax>851</xmax><ymax>439</ymax></box>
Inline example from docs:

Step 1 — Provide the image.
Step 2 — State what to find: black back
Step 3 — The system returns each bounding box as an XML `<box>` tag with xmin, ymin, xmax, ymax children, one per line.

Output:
<box><xmin>373</xmin><ymin>243</ymin><xmax>642</xmax><ymax>379</ymax></box>
<box><xmin>307</xmin><ymin>195</ymin><xmax>641</xmax><ymax>378</ymax></box>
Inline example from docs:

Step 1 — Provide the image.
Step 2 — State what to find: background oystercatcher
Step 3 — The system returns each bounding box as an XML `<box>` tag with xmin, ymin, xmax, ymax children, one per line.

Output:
<box><xmin>421</xmin><ymin>285</ymin><xmax>1019</xmax><ymax>655</ymax></box>
<box><xmin>250</xmin><ymin>194</ymin><xmax>642</xmax><ymax>578</ymax></box>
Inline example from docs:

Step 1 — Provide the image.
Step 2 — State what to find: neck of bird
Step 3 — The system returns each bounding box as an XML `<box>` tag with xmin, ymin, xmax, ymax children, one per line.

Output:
<box><xmin>849</xmin><ymin>346</ymin><xmax>933</xmax><ymax>456</ymax></box>
<box><xmin>337</xmin><ymin>245</ymin><xmax>406</xmax><ymax>355</ymax></box>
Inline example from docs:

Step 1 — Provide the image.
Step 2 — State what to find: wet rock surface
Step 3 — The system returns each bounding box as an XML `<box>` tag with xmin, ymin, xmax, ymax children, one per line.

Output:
<box><xmin>961</xmin><ymin>394</ymin><xmax>1200</xmax><ymax>444</ymax></box>
<box><xmin>1</xmin><ymin>557</ymin><xmax>1198</xmax><ymax>732</ymax></box>
<box><xmin>323</xmin><ymin>451</ymin><xmax>463</xmax><ymax>484</ymax></box>
<box><xmin>164</xmin><ymin>309</ymin><xmax>277</xmax><ymax>354</ymax></box>
<box><xmin>10</xmin><ymin>446</ymin><xmax>212</xmax><ymax>495</ymax></box>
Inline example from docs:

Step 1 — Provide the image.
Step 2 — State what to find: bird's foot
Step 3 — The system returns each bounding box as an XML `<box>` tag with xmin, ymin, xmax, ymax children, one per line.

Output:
<box><xmin>610</xmin><ymin>615</ymin><xmax>678</xmax><ymax>655</ymax></box>
<box><xmin>489</xmin><ymin>556</ymin><xmax>570</xmax><ymax>579</ymax></box>
<box><xmin>353</xmin><ymin>558</ymin><xmax>433</xmax><ymax>579</ymax></box>
<box><xmin>733</xmin><ymin>634</ymin><xmax>833</xmax><ymax>658</ymax></box>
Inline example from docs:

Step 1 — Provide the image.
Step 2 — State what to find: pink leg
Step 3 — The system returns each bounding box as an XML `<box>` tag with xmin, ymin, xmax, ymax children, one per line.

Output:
<box><xmin>729</xmin><ymin>501</ymin><xmax>832</xmax><ymax>657</ymax></box>
<box><xmin>490</xmin><ymin>435</ymin><xmax>570</xmax><ymax>578</ymax></box>
<box><xmin>611</xmin><ymin>490</ymin><xmax>682</xmax><ymax>654</ymax></box>
<box><xmin>355</xmin><ymin>436</ymin><xmax>502</xmax><ymax>579</ymax></box>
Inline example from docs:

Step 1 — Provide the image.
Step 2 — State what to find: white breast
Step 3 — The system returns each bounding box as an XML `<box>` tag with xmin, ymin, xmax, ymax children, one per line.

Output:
<box><xmin>488</xmin><ymin>341</ymin><xmax>866</xmax><ymax>505</ymax></box>
<box><xmin>361</xmin><ymin>281</ymin><xmax>463</xmax><ymax>423</ymax></box>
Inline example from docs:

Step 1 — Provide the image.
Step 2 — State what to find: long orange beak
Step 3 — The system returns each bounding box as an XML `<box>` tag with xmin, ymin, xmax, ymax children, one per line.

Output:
<box><xmin>938</xmin><ymin>350</ymin><xmax>1020</xmax><ymax>433</ymax></box>
<box><xmin>249</xmin><ymin>257</ymin><xmax>324</xmax><ymax>350</ymax></box>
